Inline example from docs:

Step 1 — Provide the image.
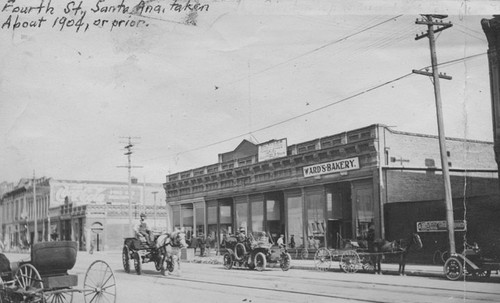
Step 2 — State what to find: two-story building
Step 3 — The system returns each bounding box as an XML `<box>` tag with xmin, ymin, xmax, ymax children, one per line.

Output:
<box><xmin>163</xmin><ymin>124</ymin><xmax>499</xmax><ymax>262</ymax></box>
<box><xmin>1</xmin><ymin>178</ymin><xmax>169</xmax><ymax>252</ymax></box>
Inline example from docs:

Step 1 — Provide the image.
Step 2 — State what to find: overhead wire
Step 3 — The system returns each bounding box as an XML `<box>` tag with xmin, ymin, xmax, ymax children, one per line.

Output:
<box><xmin>142</xmin><ymin>52</ymin><xmax>486</xmax><ymax>167</ymax></box>
<box><xmin>220</xmin><ymin>14</ymin><xmax>404</xmax><ymax>87</ymax></box>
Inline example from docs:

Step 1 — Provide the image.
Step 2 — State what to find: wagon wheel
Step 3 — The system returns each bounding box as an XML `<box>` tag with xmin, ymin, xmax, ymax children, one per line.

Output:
<box><xmin>314</xmin><ymin>248</ymin><xmax>332</xmax><ymax>271</ymax></box>
<box><xmin>340</xmin><ymin>250</ymin><xmax>360</xmax><ymax>273</ymax></box>
<box><xmin>254</xmin><ymin>252</ymin><xmax>267</xmax><ymax>272</ymax></box>
<box><xmin>443</xmin><ymin>256</ymin><xmax>464</xmax><ymax>281</ymax></box>
<box><xmin>83</xmin><ymin>260</ymin><xmax>117</xmax><ymax>303</ymax></box>
<box><xmin>133</xmin><ymin>253</ymin><xmax>142</xmax><ymax>275</ymax></box>
<box><xmin>14</xmin><ymin>263</ymin><xmax>44</xmax><ymax>300</ymax></box>
<box><xmin>223</xmin><ymin>253</ymin><xmax>233</xmax><ymax>270</ymax></box>
<box><xmin>122</xmin><ymin>246</ymin><xmax>131</xmax><ymax>274</ymax></box>
<box><xmin>280</xmin><ymin>252</ymin><xmax>292</xmax><ymax>271</ymax></box>
<box><xmin>44</xmin><ymin>289</ymin><xmax>74</xmax><ymax>303</ymax></box>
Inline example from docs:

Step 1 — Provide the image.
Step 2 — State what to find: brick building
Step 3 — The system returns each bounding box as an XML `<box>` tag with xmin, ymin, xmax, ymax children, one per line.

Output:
<box><xmin>163</xmin><ymin>124</ymin><xmax>499</xmax><ymax>262</ymax></box>
<box><xmin>0</xmin><ymin>178</ymin><xmax>169</xmax><ymax>252</ymax></box>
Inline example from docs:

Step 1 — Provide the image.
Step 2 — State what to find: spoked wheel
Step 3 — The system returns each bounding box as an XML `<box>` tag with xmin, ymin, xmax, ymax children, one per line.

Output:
<box><xmin>223</xmin><ymin>253</ymin><xmax>233</xmax><ymax>270</ymax></box>
<box><xmin>134</xmin><ymin>253</ymin><xmax>142</xmax><ymax>275</ymax></box>
<box><xmin>300</xmin><ymin>248</ymin><xmax>309</xmax><ymax>260</ymax></box>
<box><xmin>15</xmin><ymin>263</ymin><xmax>44</xmax><ymax>289</ymax></box>
<box><xmin>14</xmin><ymin>264</ymin><xmax>44</xmax><ymax>301</ymax></box>
<box><xmin>314</xmin><ymin>248</ymin><xmax>332</xmax><ymax>271</ymax></box>
<box><xmin>44</xmin><ymin>289</ymin><xmax>74</xmax><ymax>303</ymax></box>
<box><xmin>254</xmin><ymin>252</ymin><xmax>267</xmax><ymax>272</ymax></box>
<box><xmin>443</xmin><ymin>256</ymin><xmax>464</xmax><ymax>281</ymax></box>
<box><xmin>279</xmin><ymin>253</ymin><xmax>292</xmax><ymax>271</ymax></box>
<box><xmin>83</xmin><ymin>260</ymin><xmax>117</xmax><ymax>303</ymax></box>
<box><xmin>340</xmin><ymin>250</ymin><xmax>360</xmax><ymax>273</ymax></box>
<box><xmin>122</xmin><ymin>246</ymin><xmax>131</xmax><ymax>273</ymax></box>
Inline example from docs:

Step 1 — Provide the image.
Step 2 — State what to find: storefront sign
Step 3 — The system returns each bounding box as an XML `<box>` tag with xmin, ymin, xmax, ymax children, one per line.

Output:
<box><xmin>303</xmin><ymin>157</ymin><xmax>360</xmax><ymax>178</ymax></box>
<box><xmin>416</xmin><ymin>220</ymin><xmax>467</xmax><ymax>232</ymax></box>
<box><xmin>258</xmin><ymin>139</ymin><xmax>287</xmax><ymax>162</ymax></box>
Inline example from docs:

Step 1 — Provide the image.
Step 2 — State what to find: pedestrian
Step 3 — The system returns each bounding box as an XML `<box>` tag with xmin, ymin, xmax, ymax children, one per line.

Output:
<box><xmin>277</xmin><ymin>234</ymin><xmax>285</xmax><ymax>248</ymax></box>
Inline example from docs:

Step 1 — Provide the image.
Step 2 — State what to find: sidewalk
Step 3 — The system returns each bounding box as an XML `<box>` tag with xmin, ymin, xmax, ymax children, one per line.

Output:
<box><xmin>186</xmin><ymin>254</ymin><xmax>446</xmax><ymax>278</ymax></box>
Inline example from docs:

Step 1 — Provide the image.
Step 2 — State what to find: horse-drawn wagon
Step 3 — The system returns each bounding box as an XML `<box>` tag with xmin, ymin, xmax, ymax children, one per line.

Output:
<box><xmin>443</xmin><ymin>242</ymin><xmax>500</xmax><ymax>281</ymax></box>
<box><xmin>314</xmin><ymin>233</ymin><xmax>423</xmax><ymax>275</ymax></box>
<box><xmin>0</xmin><ymin>241</ymin><xmax>116</xmax><ymax>303</ymax></box>
<box><xmin>222</xmin><ymin>232</ymin><xmax>291</xmax><ymax>272</ymax></box>
<box><xmin>122</xmin><ymin>230</ymin><xmax>187</xmax><ymax>276</ymax></box>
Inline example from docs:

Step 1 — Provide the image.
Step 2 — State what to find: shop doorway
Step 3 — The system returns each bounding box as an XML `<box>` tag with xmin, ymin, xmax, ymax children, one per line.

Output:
<box><xmin>91</xmin><ymin>222</ymin><xmax>103</xmax><ymax>252</ymax></box>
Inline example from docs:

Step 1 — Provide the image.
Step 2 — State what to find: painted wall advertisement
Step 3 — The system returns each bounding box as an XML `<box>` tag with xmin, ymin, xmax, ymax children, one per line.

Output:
<box><xmin>51</xmin><ymin>182</ymin><xmax>142</xmax><ymax>206</ymax></box>
<box><xmin>258</xmin><ymin>138</ymin><xmax>287</xmax><ymax>162</ymax></box>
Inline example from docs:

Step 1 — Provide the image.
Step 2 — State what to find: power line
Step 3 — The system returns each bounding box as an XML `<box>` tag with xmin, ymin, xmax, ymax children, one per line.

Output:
<box><xmin>221</xmin><ymin>15</ymin><xmax>404</xmax><ymax>87</ymax></box>
<box><xmin>146</xmin><ymin>52</ymin><xmax>486</xmax><ymax>164</ymax></box>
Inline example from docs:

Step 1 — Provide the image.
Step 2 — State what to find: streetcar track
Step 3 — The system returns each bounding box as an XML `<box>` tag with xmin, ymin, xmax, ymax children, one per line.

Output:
<box><xmin>117</xmin><ymin>269</ymin><xmax>500</xmax><ymax>303</ymax></box>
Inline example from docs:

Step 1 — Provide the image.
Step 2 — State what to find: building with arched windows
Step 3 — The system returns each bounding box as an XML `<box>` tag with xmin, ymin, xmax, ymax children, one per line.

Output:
<box><xmin>163</xmin><ymin>124</ymin><xmax>500</xmax><ymax>262</ymax></box>
<box><xmin>0</xmin><ymin>178</ymin><xmax>169</xmax><ymax>252</ymax></box>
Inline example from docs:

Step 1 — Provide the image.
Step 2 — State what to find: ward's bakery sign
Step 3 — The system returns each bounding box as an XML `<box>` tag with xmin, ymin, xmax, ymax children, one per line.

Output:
<box><xmin>303</xmin><ymin>157</ymin><xmax>360</xmax><ymax>177</ymax></box>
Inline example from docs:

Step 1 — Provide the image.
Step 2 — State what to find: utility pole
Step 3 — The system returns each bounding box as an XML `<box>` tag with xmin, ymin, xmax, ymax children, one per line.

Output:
<box><xmin>414</xmin><ymin>14</ymin><xmax>456</xmax><ymax>255</ymax></box>
<box><xmin>152</xmin><ymin>191</ymin><xmax>158</xmax><ymax>230</ymax></box>
<box><xmin>118</xmin><ymin>136</ymin><xmax>142</xmax><ymax>236</ymax></box>
<box><xmin>33</xmin><ymin>171</ymin><xmax>37</xmax><ymax>244</ymax></box>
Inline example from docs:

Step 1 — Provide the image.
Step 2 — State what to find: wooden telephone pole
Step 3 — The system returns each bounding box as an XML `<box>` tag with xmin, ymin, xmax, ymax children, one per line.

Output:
<box><xmin>414</xmin><ymin>14</ymin><xmax>456</xmax><ymax>255</ymax></box>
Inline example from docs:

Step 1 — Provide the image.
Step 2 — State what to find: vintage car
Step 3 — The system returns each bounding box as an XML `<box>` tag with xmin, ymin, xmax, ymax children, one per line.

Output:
<box><xmin>222</xmin><ymin>231</ymin><xmax>291</xmax><ymax>271</ymax></box>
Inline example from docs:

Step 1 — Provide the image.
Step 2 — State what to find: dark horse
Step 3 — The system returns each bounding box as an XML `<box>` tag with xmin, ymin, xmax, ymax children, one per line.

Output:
<box><xmin>370</xmin><ymin>233</ymin><xmax>423</xmax><ymax>275</ymax></box>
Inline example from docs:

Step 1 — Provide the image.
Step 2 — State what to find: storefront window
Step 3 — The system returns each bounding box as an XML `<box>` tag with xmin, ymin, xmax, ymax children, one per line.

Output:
<box><xmin>355</xmin><ymin>188</ymin><xmax>374</xmax><ymax>240</ymax></box>
<box><xmin>181</xmin><ymin>204</ymin><xmax>194</xmax><ymax>242</ymax></box>
<box><xmin>287</xmin><ymin>196</ymin><xmax>303</xmax><ymax>248</ymax></box>
<box><xmin>251</xmin><ymin>201</ymin><xmax>264</xmax><ymax>232</ymax></box>
<box><xmin>235</xmin><ymin>202</ymin><xmax>248</xmax><ymax>231</ymax></box>
<box><xmin>172</xmin><ymin>205</ymin><xmax>180</xmax><ymax>229</ymax></box>
<box><xmin>306</xmin><ymin>191</ymin><xmax>324</xmax><ymax>248</ymax></box>
<box><xmin>266</xmin><ymin>199</ymin><xmax>283</xmax><ymax>243</ymax></box>
<box><xmin>207</xmin><ymin>202</ymin><xmax>217</xmax><ymax>246</ymax></box>
<box><xmin>195</xmin><ymin>203</ymin><xmax>205</xmax><ymax>237</ymax></box>
<box><xmin>219</xmin><ymin>200</ymin><xmax>233</xmax><ymax>239</ymax></box>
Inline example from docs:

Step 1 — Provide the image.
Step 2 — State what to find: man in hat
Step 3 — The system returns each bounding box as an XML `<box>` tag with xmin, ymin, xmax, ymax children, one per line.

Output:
<box><xmin>134</xmin><ymin>213</ymin><xmax>154</xmax><ymax>247</ymax></box>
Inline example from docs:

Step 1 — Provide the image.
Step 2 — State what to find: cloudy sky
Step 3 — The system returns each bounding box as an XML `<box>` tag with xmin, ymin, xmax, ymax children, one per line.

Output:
<box><xmin>1</xmin><ymin>0</ymin><xmax>499</xmax><ymax>185</ymax></box>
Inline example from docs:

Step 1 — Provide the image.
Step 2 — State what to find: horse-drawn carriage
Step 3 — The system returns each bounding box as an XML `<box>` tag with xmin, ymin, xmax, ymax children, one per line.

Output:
<box><xmin>222</xmin><ymin>232</ymin><xmax>291</xmax><ymax>272</ymax></box>
<box><xmin>0</xmin><ymin>241</ymin><xmax>116</xmax><ymax>303</ymax></box>
<box><xmin>314</xmin><ymin>233</ymin><xmax>423</xmax><ymax>275</ymax></box>
<box><xmin>443</xmin><ymin>242</ymin><xmax>500</xmax><ymax>281</ymax></box>
<box><xmin>122</xmin><ymin>230</ymin><xmax>187</xmax><ymax>276</ymax></box>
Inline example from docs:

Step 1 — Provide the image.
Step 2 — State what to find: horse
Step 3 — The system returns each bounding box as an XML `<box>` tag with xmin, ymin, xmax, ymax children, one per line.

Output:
<box><xmin>153</xmin><ymin>230</ymin><xmax>188</xmax><ymax>274</ymax></box>
<box><xmin>370</xmin><ymin>233</ymin><xmax>422</xmax><ymax>276</ymax></box>
<box><xmin>155</xmin><ymin>229</ymin><xmax>188</xmax><ymax>253</ymax></box>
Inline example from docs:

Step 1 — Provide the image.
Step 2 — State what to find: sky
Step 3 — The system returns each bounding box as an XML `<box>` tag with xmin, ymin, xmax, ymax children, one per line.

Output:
<box><xmin>1</xmin><ymin>0</ymin><xmax>499</xmax><ymax>185</ymax></box>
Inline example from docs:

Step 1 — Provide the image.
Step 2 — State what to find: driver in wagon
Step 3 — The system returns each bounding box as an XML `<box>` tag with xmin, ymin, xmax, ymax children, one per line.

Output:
<box><xmin>134</xmin><ymin>213</ymin><xmax>155</xmax><ymax>248</ymax></box>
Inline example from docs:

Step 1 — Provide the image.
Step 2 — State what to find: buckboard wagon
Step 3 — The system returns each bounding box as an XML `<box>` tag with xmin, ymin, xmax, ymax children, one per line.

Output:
<box><xmin>0</xmin><ymin>241</ymin><xmax>116</xmax><ymax>303</ymax></box>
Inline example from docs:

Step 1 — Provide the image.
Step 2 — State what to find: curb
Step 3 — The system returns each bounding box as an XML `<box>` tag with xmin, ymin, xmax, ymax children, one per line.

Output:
<box><xmin>185</xmin><ymin>256</ymin><xmax>445</xmax><ymax>278</ymax></box>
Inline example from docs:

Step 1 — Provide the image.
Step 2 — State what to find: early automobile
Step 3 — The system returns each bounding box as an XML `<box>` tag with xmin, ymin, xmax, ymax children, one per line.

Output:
<box><xmin>222</xmin><ymin>231</ymin><xmax>291</xmax><ymax>271</ymax></box>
